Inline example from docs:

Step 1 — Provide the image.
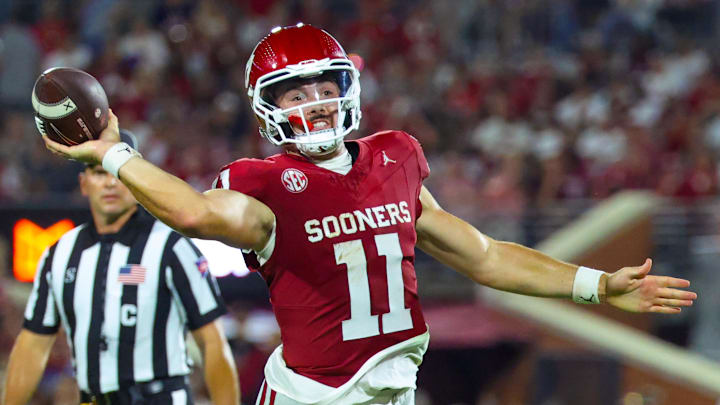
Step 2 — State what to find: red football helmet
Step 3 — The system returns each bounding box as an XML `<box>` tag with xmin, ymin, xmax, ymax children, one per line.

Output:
<box><xmin>245</xmin><ymin>23</ymin><xmax>361</xmax><ymax>156</ymax></box>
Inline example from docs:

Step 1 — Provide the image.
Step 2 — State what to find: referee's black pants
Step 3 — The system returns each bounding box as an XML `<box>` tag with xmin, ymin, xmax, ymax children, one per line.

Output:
<box><xmin>80</xmin><ymin>376</ymin><xmax>193</xmax><ymax>405</ymax></box>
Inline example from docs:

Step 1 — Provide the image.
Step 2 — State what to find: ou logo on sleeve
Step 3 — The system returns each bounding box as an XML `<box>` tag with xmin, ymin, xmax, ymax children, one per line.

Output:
<box><xmin>281</xmin><ymin>168</ymin><xmax>308</xmax><ymax>193</ymax></box>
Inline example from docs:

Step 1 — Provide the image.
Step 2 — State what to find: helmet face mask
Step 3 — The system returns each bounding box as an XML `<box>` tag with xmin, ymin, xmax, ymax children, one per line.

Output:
<box><xmin>245</xmin><ymin>24</ymin><xmax>361</xmax><ymax>157</ymax></box>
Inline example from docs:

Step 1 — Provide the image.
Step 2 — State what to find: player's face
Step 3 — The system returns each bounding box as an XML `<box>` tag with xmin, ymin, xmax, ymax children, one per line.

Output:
<box><xmin>80</xmin><ymin>166</ymin><xmax>137</xmax><ymax>220</ymax></box>
<box><xmin>275</xmin><ymin>80</ymin><xmax>340</xmax><ymax>135</ymax></box>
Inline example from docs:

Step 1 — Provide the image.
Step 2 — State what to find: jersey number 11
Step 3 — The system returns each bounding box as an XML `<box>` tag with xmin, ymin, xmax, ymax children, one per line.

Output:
<box><xmin>334</xmin><ymin>232</ymin><xmax>413</xmax><ymax>341</ymax></box>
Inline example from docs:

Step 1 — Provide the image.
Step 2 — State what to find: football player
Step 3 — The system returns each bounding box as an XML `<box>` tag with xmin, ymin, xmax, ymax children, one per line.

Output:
<box><xmin>43</xmin><ymin>24</ymin><xmax>697</xmax><ymax>405</ymax></box>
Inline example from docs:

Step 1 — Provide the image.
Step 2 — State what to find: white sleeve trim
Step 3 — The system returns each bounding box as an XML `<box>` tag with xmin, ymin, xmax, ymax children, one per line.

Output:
<box><xmin>219</xmin><ymin>169</ymin><xmax>230</xmax><ymax>189</ymax></box>
<box><xmin>256</xmin><ymin>219</ymin><xmax>276</xmax><ymax>266</ymax></box>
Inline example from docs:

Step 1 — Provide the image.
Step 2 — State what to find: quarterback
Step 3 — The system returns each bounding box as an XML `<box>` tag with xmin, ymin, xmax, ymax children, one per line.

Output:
<box><xmin>43</xmin><ymin>24</ymin><xmax>696</xmax><ymax>405</ymax></box>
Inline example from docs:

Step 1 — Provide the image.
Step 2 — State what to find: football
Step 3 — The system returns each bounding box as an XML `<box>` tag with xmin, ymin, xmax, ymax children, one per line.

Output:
<box><xmin>31</xmin><ymin>67</ymin><xmax>109</xmax><ymax>146</ymax></box>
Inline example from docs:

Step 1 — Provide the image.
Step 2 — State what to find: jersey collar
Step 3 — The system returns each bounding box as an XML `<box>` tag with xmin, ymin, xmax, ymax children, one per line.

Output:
<box><xmin>282</xmin><ymin>139</ymin><xmax>371</xmax><ymax>180</ymax></box>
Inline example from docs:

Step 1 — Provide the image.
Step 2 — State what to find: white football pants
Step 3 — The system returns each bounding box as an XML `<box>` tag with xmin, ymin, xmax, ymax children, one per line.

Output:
<box><xmin>254</xmin><ymin>380</ymin><xmax>415</xmax><ymax>405</ymax></box>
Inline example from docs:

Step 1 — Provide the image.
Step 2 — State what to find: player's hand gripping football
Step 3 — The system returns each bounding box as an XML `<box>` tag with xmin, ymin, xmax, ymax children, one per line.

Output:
<box><xmin>43</xmin><ymin>109</ymin><xmax>121</xmax><ymax>166</ymax></box>
<box><xmin>605</xmin><ymin>258</ymin><xmax>696</xmax><ymax>313</ymax></box>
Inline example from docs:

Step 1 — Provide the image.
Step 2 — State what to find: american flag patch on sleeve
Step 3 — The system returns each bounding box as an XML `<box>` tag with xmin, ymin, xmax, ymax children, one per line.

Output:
<box><xmin>195</xmin><ymin>256</ymin><xmax>209</xmax><ymax>277</ymax></box>
<box><xmin>118</xmin><ymin>264</ymin><xmax>146</xmax><ymax>285</ymax></box>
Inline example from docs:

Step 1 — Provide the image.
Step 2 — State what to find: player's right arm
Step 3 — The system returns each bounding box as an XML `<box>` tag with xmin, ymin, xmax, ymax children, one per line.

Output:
<box><xmin>118</xmin><ymin>157</ymin><xmax>274</xmax><ymax>250</ymax></box>
<box><xmin>42</xmin><ymin>111</ymin><xmax>274</xmax><ymax>251</ymax></box>
<box><xmin>1</xmin><ymin>329</ymin><xmax>57</xmax><ymax>405</ymax></box>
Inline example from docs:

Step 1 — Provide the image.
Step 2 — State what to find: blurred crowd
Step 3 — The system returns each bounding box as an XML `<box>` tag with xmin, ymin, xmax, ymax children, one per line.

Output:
<box><xmin>1</xmin><ymin>0</ymin><xmax>720</xmax><ymax>213</ymax></box>
<box><xmin>2</xmin><ymin>0</ymin><xmax>720</xmax><ymax>403</ymax></box>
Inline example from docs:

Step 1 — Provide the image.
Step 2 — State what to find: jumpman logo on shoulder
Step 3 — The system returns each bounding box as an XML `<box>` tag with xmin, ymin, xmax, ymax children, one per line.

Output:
<box><xmin>382</xmin><ymin>151</ymin><xmax>396</xmax><ymax>166</ymax></box>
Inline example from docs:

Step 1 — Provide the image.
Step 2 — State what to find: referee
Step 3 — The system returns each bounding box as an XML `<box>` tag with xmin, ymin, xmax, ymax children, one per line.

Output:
<box><xmin>2</xmin><ymin>131</ymin><xmax>239</xmax><ymax>405</ymax></box>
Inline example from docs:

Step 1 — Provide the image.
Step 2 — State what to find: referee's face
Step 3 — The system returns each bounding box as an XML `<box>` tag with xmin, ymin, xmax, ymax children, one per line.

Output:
<box><xmin>80</xmin><ymin>165</ymin><xmax>137</xmax><ymax>220</ymax></box>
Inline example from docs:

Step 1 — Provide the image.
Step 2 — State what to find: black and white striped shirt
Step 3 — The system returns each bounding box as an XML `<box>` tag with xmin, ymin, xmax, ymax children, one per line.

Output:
<box><xmin>23</xmin><ymin>209</ymin><xmax>226</xmax><ymax>395</ymax></box>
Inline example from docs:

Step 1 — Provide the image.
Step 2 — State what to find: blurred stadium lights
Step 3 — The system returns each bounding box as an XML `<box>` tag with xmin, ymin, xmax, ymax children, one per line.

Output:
<box><xmin>8</xmin><ymin>217</ymin><xmax>249</xmax><ymax>282</ymax></box>
<box><xmin>13</xmin><ymin>218</ymin><xmax>75</xmax><ymax>282</ymax></box>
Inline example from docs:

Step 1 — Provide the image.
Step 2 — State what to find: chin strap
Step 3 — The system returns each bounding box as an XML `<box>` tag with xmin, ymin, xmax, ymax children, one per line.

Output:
<box><xmin>298</xmin><ymin>141</ymin><xmax>339</xmax><ymax>157</ymax></box>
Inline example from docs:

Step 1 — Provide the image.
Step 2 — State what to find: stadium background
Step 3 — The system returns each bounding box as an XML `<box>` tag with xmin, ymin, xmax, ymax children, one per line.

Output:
<box><xmin>1</xmin><ymin>0</ymin><xmax>720</xmax><ymax>404</ymax></box>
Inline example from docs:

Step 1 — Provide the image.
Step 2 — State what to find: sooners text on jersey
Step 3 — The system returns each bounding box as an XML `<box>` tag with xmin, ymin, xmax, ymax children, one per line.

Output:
<box><xmin>213</xmin><ymin>131</ymin><xmax>430</xmax><ymax>387</ymax></box>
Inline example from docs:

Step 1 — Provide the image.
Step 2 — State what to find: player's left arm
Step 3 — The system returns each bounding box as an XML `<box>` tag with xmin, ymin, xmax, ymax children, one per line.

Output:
<box><xmin>191</xmin><ymin>320</ymin><xmax>240</xmax><ymax>405</ymax></box>
<box><xmin>415</xmin><ymin>186</ymin><xmax>697</xmax><ymax>313</ymax></box>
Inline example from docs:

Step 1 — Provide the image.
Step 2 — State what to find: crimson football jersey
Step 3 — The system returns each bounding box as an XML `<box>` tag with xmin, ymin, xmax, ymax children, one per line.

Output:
<box><xmin>213</xmin><ymin>131</ymin><xmax>430</xmax><ymax>387</ymax></box>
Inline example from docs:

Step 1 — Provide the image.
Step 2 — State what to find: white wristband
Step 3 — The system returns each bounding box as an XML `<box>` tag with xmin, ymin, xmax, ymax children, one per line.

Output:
<box><xmin>572</xmin><ymin>266</ymin><xmax>605</xmax><ymax>304</ymax></box>
<box><xmin>102</xmin><ymin>142</ymin><xmax>141</xmax><ymax>178</ymax></box>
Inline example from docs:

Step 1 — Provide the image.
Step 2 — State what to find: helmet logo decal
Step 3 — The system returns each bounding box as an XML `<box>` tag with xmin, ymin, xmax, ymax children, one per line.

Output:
<box><xmin>281</xmin><ymin>168</ymin><xmax>308</xmax><ymax>193</ymax></box>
